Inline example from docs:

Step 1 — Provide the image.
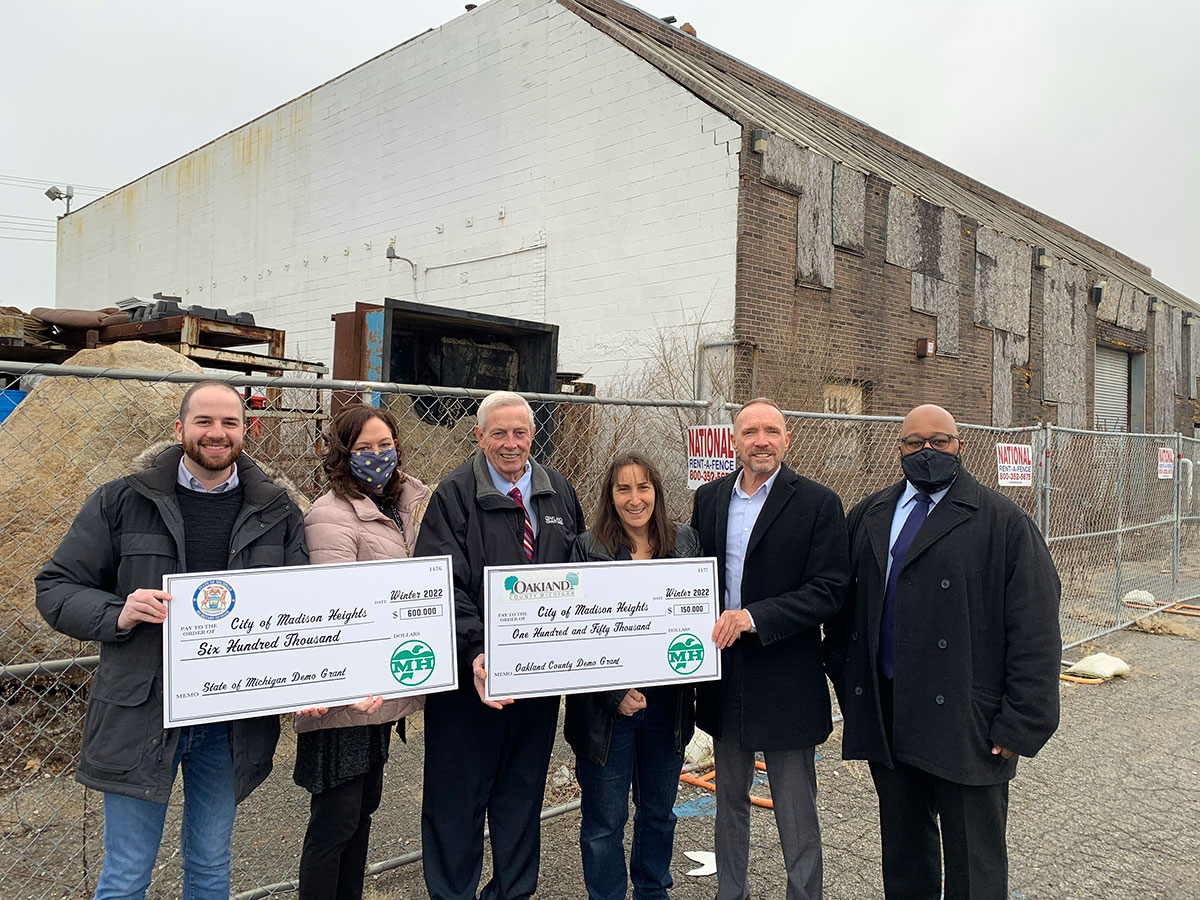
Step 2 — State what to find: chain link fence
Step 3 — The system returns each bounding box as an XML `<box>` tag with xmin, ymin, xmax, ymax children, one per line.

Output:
<box><xmin>0</xmin><ymin>364</ymin><xmax>1193</xmax><ymax>898</ymax></box>
<box><xmin>1179</xmin><ymin>434</ymin><xmax>1200</xmax><ymax>607</ymax></box>
<box><xmin>1043</xmin><ymin>428</ymin><xmax>1194</xmax><ymax>647</ymax></box>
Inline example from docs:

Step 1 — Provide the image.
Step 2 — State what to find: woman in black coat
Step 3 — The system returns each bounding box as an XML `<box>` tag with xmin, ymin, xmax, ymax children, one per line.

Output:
<box><xmin>565</xmin><ymin>451</ymin><xmax>700</xmax><ymax>900</ymax></box>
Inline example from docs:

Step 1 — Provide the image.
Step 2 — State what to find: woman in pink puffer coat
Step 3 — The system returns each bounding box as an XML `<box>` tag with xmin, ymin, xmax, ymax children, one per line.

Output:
<box><xmin>293</xmin><ymin>404</ymin><xmax>430</xmax><ymax>900</ymax></box>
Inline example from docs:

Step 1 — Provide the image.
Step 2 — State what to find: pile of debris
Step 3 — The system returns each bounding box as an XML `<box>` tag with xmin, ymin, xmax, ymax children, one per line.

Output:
<box><xmin>0</xmin><ymin>300</ymin><xmax>256</xmax><ymax>356</ymax></box>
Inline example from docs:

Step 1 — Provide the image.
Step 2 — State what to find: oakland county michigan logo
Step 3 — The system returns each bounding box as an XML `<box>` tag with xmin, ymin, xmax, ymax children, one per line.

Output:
<box><xmin>192</xmin><ymin>580</ymin><xmax>235</xmax><ymax>620</ymax></box>
<box><xmin>503</xmin><ymin>571</ymin><xmax>580</xmax><ymax>601</ymax></box>
<box><xmin>391</xmin><ymin>640</ymin><xmax>436</xmax><ymax>686</ymax></box>
<box><xmin>667</xmin><ymin>633</ymin><xmax>705</xmax><ymax>674</ymax></box>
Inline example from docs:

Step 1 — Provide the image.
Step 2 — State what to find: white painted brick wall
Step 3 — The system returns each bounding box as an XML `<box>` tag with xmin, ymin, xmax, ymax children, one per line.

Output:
<box><xmin>56</xmin><ymin>0</ymin><xmax>739</xmax><ymax>390</ymax></box>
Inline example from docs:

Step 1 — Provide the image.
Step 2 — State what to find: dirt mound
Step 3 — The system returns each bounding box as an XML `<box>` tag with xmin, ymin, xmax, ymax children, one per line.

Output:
<box><xmin>0</xmin><ymin>342</ymin><xmax>203</xmax><ymax>664</ymax></box>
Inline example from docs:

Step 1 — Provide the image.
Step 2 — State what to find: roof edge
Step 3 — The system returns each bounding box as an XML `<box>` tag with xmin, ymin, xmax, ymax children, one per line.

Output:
<box><xmin>562</xmin><ymin>0</ymin><xmax>1162</xmax><ymax>284</ymax></box>
<box><xmin>67</xmin><ymin>24</ymin><xmax>440</xmax><ymax>218</ymax></box>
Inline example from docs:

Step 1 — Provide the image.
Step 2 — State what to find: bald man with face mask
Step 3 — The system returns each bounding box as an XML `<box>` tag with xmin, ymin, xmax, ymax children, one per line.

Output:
<box><xmin>825</xmin><ymin>404</ymin><xmax>1062</xmax><ymax>900</ymax></box>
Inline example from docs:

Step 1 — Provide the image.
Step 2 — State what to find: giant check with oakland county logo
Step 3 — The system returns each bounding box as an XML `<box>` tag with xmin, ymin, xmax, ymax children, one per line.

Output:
<box><xmin>483</xmin><ymin>557</ymin><xmax>720</xmax><ymax>701</ymax></box>
<box><xmin>161</xmin><ymin>556</ymin><xmax>457</xmax><ymax>727</ymax></box>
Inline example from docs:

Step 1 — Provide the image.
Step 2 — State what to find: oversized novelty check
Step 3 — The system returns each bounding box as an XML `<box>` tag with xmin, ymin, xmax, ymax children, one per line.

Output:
<box><xmin>483</xmin><ymin>557</ymin><xmax>721</xmax><ymax>701</ymax></box>
<box><xmin>162</xmin><ymin>556</ymin><xmax>457</xmax><ymax>727</ymax></box>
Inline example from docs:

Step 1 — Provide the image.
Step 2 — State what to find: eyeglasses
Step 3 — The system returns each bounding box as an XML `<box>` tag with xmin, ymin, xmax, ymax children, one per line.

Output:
<box><xmin>900</xmin><ymin>433</ymin><xmax>959</xmax><ymax>452</ymax></box>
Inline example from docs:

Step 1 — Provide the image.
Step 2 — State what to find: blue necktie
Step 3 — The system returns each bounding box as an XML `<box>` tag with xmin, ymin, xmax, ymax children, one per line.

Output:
<box><xmin>879</xmin><ymin>493</ymin><xmax>931</xmax><ymax>679</ymax></box>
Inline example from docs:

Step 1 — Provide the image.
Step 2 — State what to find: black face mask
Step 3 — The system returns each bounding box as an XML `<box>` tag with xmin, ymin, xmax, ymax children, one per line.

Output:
<box><xmin>900</xmin><ymin>447</ymin><xmax>961</xmax><ymax>494</ymax></box>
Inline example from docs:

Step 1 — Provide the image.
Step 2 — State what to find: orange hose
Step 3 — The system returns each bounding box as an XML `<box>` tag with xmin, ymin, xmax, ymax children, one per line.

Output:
<box><xmin>1059</xmin><ymin>673</ymin><xmax>1105</xmax><ymax>684</ymax></box>
<box><xmin>1123</xmin><ymin>601</ymin><xmax>1200</xmax><ymax>617</ymax></box>
<box><xmin>679</xmin><ymin>765</ymin><xmax>774</xmax><ymax>808</ymax></box>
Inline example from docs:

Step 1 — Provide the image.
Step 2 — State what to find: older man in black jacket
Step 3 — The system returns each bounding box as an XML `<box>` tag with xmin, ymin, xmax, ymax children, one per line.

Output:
<box><xmin>36</xmin><ymin>381</ymin><xmax>308</xmax><ymax>900</ymax></box>
<box><xmin>691</xmin><ymin>397</ymin><xmax>849</xmax><ymax>900</ymax></box>
<box><xmin>414</xmin><ymin>390</ymin><xmax>584</xmax><ymax>900</ymax></box>
<box><xmin>825</xmin><ymin>403</ymin><xmax>1061</xmax><ymax>900</ymax></box>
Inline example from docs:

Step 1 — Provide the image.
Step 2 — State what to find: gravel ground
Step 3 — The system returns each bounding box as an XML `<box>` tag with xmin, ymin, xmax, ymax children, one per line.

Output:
<box><xmin>360</xmin><ymin>619</ymin><xmax>1200</xmax><ymax>900</ymax></box>
<box><xmin>3</xmin><ymin>618</ymin><xmax>1197</xmax><ymax>899</ymax></box>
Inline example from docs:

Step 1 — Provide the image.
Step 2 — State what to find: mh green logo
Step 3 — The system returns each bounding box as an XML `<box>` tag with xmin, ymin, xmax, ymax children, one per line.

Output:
<box><xmin>667</xmin><ymin>633</ymin><xmax>705</xmax><ymax>674</ymax></box>
<box><xmin>390</xmin><ymin>640</ymin><xmax>436</xmax><ymax>686</ymax></box>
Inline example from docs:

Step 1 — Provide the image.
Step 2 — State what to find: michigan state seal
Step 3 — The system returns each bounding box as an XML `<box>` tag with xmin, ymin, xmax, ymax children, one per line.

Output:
<box><xmin>192</xmin><ymin>579</ymin><xmax>235</xmax><ymax>620</ymax></box>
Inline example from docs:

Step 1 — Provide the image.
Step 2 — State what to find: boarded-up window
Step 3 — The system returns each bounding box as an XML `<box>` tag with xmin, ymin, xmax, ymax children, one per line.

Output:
<box><xmin>823</xmin><ymin>383</ymin><xmax>864</xmax><ymax>471</ymax></box>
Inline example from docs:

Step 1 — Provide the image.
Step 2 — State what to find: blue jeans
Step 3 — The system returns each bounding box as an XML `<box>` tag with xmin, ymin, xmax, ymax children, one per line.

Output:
<box><xmin>575</xmin><ymin>692</ymin><xmax>682</xmax><ymax>900</ymax></box>
<box><xmin>93</xmin><ymin>723</ymin><xmax>237</xmax><ymax>900</ymax></box>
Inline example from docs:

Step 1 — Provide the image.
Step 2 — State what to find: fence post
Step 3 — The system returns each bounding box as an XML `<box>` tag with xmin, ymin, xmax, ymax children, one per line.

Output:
<box><xmin>1040</xmin><ymin>422</ymin><xmax>1053</xmax><ymax>539</ymax></box>
<box><xmin>1113</xmin><ymin>436</ymin><xmax>1127</xmax><ymax>627</ymax></box>
<box><xmin>1174</xmin><ymin>432</ymin><xmax>1182</xmax><ymax>605</ymax></box>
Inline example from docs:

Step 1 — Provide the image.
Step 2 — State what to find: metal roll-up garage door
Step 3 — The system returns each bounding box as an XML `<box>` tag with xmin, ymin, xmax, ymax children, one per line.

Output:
<box><xmin>1094</xmin><ymin>345</ymin><xmax>1130</xmax><ymax>431</ymax></box>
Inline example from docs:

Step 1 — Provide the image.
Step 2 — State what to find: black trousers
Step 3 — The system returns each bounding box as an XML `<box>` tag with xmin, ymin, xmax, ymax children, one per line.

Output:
<box><xmin>297</xmin><ymin>761</ymin><xmax>386</xmax><ymax>900</ymax></box>
<box><xmin>421</xmin><ymin>683</ymin><xmax>559</xmax><ymax>900</ymax></box>
<box><xmin>872</xmin><ymin>677</ymin><xmax>1010</xmax><ymax>900</ymax></box>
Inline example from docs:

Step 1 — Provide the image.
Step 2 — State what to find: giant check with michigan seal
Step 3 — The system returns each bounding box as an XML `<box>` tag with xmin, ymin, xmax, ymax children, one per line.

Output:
<box><xmin>483</xmin><ymin>557</ymin><xmax>721</xmax><ymax>701</ymax></box>
<box><xmin>162</xmin><ymin>556</ymin><xmax>458</xmax><ymax>727</ymax></box>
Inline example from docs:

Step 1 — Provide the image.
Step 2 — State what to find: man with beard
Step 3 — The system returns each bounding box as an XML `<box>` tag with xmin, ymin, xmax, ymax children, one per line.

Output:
<box><xmin>690</xmin><ymin>397</ymin><xmax>849</xmax><ymax>900</ymax></box>
<box><xmin>824</xmin><ymin>403</ymin><xmax>1061</xmax><ymax>900</ymax></box>
<box><xmin>36</xmin><ymin>380</ymin><xmax>308</xmax><ymax>900</ymax></box>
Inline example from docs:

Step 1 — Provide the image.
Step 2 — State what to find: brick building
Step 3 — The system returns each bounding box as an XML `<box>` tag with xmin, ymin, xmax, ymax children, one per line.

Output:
<box><xmin>54</xmin><ymin>0</ymin><xmax>1198</xmax><ymax>431</ymax></box>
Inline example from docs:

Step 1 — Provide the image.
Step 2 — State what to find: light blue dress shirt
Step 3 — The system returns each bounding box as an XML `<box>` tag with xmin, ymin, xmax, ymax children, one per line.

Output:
<box><xmin>884</xmin><ymin>480</ymin><xmax>950</xmax><ymax>583</ymax></box>
<box><xmin>724</xmin><ymin>466</ymin><xmax>782</xmax><ymax>619</ymax></box>
<box><xmin>176</xmin><ymin>457</ymin><xmax>240</xmax><ymax>493</ymax></box>
<box><xmin>487</xmin><ymin>458</ymin><xmax>537</xmax><ymax>539</ymax></box>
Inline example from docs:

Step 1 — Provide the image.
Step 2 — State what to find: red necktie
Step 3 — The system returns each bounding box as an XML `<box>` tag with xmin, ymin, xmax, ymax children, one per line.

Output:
<box><xmin>508</xmin><ymin>486</ymin><xmax>535</xmax><ymax>561</ymax></box>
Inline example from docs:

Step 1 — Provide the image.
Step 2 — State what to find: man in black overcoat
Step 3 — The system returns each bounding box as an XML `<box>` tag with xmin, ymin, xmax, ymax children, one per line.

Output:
<box><xmin>824</xmin><ymin>403</ymin><xmax>1061</xmax><ymax>900</ymax></box>
<box><xmin>691</xmin><ymin>397</ymin><xmax>849</xmax><ymax>900</ymax></box>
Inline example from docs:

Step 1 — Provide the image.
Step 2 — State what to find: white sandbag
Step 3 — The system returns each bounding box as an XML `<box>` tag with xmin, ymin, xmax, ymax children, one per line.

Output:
<box><xmin>1065</xmin><ymin>652</ymin><xmax>1131</xmax><ymax>679</ymax></box>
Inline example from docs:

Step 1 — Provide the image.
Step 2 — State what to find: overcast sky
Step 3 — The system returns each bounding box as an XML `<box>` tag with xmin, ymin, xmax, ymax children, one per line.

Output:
<box><xmin>2</xmin><ymin>0</ymin><xmax>1197</xmax><ymax>309</ymax></box>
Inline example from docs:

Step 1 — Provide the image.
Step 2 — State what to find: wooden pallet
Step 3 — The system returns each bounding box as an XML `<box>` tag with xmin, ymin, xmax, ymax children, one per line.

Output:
<box><xmin>92</xmin><ymin>315</ymin><xmax>327</xmax><ymax>376</ymax></box>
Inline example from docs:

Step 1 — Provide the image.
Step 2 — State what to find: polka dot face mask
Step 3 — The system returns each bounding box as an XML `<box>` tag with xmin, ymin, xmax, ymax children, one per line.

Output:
<box><xmin>349</xmin><ymin>448</ymin><xmax>398</xmax><ymax>492</ymax></box>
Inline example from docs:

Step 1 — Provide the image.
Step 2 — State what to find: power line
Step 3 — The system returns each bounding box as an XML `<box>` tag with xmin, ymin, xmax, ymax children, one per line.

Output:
<box><xmin>0</xmin><ymin>214</ymin><xmax>58</xmax><ymax>225</ymax></box>
<box><xmin>0</xmin><ymin>222</ymin><xmax>57</xmax><ymax>233</ymax></box>
<box><xmin>0</xmin><ymin>221</ymin><xmax>58</xmax><ymax>233</ymax></box>
<box><xmin>0</xmin><ymin>174</ymin><xmax>111</xmax><ymax>194</ymax></box>
<box><xmin>0</xmin><ymin>234</ymin><xmax>56</xmax><ymax>243</ymax></box>
<box><xmin>0</xmin><ymin>174</ymin><xmax>111</xmax><ymax>193</ymax></box>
